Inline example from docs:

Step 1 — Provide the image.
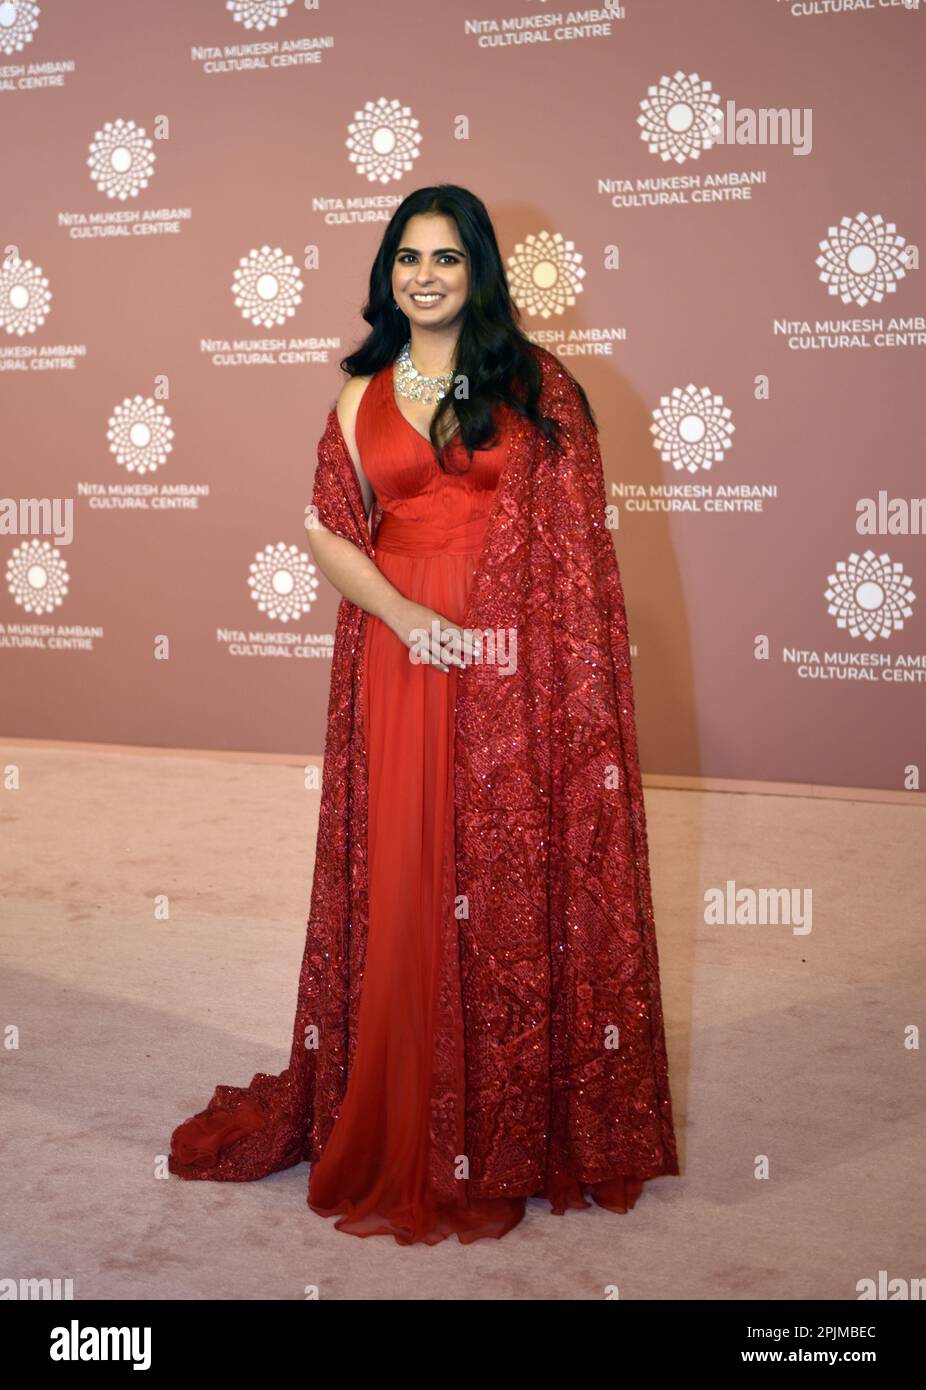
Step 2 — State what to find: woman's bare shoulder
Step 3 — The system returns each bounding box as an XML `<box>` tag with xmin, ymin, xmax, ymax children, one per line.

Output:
<box><xmin>336</xmin><ymin>373</ymin><xmax>375</xmax><ymax>410</ymax></box>
<box><xmin>335</xmin><ymin>374</ymin><xmax>375</xmax><ymax>468</ymax></box>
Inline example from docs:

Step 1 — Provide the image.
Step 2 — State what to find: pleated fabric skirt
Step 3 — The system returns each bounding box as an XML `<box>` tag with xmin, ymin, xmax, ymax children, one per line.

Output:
<box><xmin>306</xmin><ymin>514</ymin><xmax>528</xmax><ymax>1244</ymax></box>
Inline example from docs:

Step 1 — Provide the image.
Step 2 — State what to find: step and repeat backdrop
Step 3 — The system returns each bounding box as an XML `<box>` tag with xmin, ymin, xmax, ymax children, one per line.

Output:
<box><xmin>1</xmin><ymin>0</ymin><xmax>923</xmax><ymax>791</ymax></box>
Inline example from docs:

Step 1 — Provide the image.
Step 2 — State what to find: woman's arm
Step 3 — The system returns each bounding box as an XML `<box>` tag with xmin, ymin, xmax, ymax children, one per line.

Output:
<box><xmin>306</xmin><ymin>377</ymin><xmax>464</xmax><ymax>671</ymax></box>
<box><xmin>306</xmin><ymin>522</ymin><xmax>410</xmax><ymax>635</ymax></box>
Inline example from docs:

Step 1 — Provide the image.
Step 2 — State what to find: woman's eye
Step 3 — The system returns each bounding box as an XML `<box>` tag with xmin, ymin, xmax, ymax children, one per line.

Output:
<box><xmin>397</xmin><ymin>253</ymin><xmax>460</xmax><ymax>265</ymax></box>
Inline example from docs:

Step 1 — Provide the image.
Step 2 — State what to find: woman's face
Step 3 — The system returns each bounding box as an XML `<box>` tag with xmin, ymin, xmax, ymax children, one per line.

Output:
<box><xmin>391</xmin><ymin>213</ymin><xmax>470</xmax><ymax>332</ymax></box>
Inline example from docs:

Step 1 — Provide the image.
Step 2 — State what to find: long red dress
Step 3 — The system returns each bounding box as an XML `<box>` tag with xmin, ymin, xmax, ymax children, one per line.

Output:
<box><xmin>305</xmin><ymin>367</ymin><xmax>644</xmax><ymax>1243</ymax></box>
<box><xmin>167</xmin><ymin>355</ymin><xmax>670</xmax><ymax>1244</ymax></box>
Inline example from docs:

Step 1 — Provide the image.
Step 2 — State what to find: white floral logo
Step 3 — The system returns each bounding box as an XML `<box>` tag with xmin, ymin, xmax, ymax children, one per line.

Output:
<box><xmin>0</xmin><ymin>0</ymin><xmax>40</xmax><ymax>56</ymax></box>
<box><xmin>638</xmin><ymin>71</ymin><xmax>722</xmax><ymax>164</ymax></box>
<box><xmin>650</xmin><ymin>385</ymin><xmax>735</xmax><ymax>474</ymax></box>
<box><xmin>816</xmin><ymin>212</ymin><xmax>909</xmax><ymax>308</ymax></box>
<box><xmin>87</xmin><ymin>119</ymin><xmax>156</xmax><ymax>201</ymax></box>
<box><xmin>346</xmin><ymin>97</ymin><xmax>422</xmax><ymax>184</ymax></box>
<box><xmin>227</xmin><ymin>0</ymin><xmax>292</xmax><ymax>29</ymax></box>
<box><xmin>506</xmin><ymin>231</ymin><xmax>585</xmax><ymax>318</ymax></box>
<box><xmin>248</xmin><ymin>543</ymin><xmax>319</xmax><ymax>622</ymax></box>
<box><xmin>6</xmin><ymin>539</ymin><xmax>70</xmax><ymax>615</ymax></box>
<box><xmin>107</xmin><ymin>396</ymin><xmax>175</xmax><ymax>475</ymax></box>
<box><xmin>824</xmin><ymin>550</ymin><xmax>915</xmax><ymax>642</ymax></box>
<box><xmin>0</xmin><ymin>251</ymin><xmax>52</xmax><ymax>335</ymax></box>
<box><xmin>232</xmin><ymin>245</ymin><xmax>303</xmax><ymax>328</ymax></box>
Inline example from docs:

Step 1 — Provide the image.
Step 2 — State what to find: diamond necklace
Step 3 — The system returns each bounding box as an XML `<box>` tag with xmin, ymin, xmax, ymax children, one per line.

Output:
<box><xmin>394</xmin><ymin>341</ymin><xmax>455</xmax><ymax>403</ymax></box>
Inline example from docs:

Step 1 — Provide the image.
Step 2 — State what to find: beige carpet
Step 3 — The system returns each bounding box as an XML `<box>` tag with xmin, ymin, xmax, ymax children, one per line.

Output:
<box><xmin>1</xmin><ymin>743</ymin><xmax>922</xmax><ymax>1300</ymax></box>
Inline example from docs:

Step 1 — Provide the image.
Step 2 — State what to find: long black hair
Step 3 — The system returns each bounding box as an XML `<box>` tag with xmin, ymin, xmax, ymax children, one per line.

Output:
<box><xmin>340</xmin><ymin>184</ymin><xmax>596</xmax><ymax>472</ymax></box>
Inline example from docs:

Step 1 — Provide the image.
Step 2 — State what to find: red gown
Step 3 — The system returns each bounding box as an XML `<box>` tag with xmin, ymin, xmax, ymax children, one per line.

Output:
<box><xmin>305</xmin><ymin>367</ymin><xmax>644</xmax><ymax>1243</ymax></box>
<box><xmin>168</xmin><ymin>362</ymin><xmax>659</xmax><ymax>1244</ymax></box>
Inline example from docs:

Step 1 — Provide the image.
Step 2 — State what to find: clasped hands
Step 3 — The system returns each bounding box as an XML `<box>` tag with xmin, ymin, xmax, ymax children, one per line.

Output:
<box><xmin>386</xmin><ymin>599</ymin><xmax>478</xmax><ymax>675</ymax></box>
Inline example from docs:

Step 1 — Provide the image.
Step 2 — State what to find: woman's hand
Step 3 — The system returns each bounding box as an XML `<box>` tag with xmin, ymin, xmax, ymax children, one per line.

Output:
<box><xmin>385</xmin><ymin>599</ymin><xmax>476</xmax><ymax>674</ymax></box>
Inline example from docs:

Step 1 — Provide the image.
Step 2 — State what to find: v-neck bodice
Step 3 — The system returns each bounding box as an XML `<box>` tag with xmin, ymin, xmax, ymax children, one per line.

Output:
<box><xmin>355</xmin><ymin>364</ymin><xmax>510</xmax><ymax>555</ymax></box>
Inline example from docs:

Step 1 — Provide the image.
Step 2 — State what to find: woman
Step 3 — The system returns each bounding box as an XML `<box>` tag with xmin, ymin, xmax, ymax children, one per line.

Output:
<box><xmin>168</xmin><ymin>185</ymin><xmax>680</xmax><ymax>1245</ymax></box>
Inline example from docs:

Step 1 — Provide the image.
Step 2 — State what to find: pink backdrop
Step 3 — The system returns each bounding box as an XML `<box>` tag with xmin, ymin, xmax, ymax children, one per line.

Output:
<box><xmin>2</xmin><ymin>0</ymin><xmax>924</xmax><ymax>792</ymax></box>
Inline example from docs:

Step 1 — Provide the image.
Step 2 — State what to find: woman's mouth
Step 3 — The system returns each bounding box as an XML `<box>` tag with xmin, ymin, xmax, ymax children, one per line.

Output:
<box><xmin>409</xmin><ymin>293</ymin><xmax>444</xmax><ymax>306</ymax></box>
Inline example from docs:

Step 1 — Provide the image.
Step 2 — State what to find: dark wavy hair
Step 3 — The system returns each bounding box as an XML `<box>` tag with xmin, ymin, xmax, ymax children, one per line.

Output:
<box><xmin>339</xmin><ymin>184</ymin><xmax>596</xmax><ymax>472</ymax></box>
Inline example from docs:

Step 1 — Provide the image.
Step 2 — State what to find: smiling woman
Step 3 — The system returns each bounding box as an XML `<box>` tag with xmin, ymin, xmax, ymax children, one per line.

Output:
<box><xmin>168</xmin><ymin>184</ymin><xmax>680</xmax><ymax>1246</ymax></box>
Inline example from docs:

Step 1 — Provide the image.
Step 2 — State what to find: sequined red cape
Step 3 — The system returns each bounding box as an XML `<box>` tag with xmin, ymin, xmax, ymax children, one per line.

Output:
<box><xmin>168</xmin><ymin>344</ymin><xmax>680</xmax><ymax>1199</ymax></box>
